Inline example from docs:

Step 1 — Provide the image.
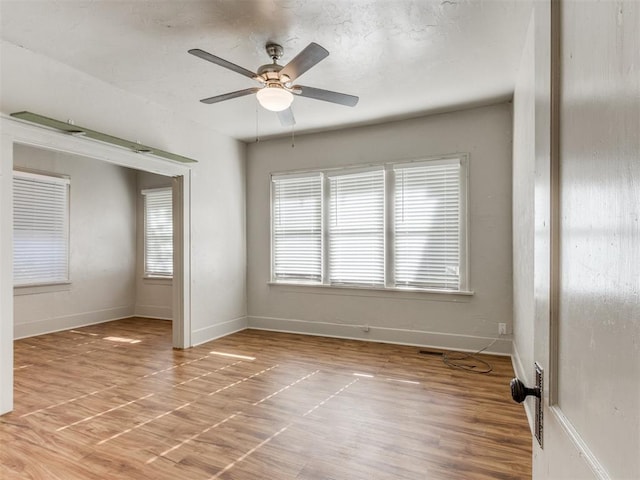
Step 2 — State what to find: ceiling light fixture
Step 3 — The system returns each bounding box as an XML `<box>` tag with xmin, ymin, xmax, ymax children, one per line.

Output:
<box><xmin>256</xmin><ymin>86</ymin><xmax>293</xmax><ymax>112</ymax></box>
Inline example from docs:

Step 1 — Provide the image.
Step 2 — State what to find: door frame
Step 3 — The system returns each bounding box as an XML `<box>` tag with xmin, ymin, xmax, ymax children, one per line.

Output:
<box><xmin>0</xmin><ymin>115</ymin><xmax>193</xmax><ymax>415</ymax></box>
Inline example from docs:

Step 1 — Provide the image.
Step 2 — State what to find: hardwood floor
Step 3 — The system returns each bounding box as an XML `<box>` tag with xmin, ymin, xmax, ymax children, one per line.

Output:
<box><xmin>1</xmin><ymin>318</ymin><xmax>532</xmax><ymax>479</ymax></box>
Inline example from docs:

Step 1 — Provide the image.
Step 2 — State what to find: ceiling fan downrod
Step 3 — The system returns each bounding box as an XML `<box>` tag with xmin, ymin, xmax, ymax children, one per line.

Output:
<box><xmin>265</xmin><ymin>43</ymin><xmax>284</xmax><ymax>63</ymax></box>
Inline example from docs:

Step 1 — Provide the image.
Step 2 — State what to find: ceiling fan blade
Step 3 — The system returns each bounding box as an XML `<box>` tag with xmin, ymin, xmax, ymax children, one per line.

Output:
<box><xmin>188</xmin><ymin>48</ymin><xmax>257</xmax><ymax>80</ymax></box>
<box><xmin>200</xmin><ymin>88</ymin><xmax>260</xmax><ymax>104</ymax></box>
<box><xmin>294</xmin><ymin>85</ymin><xmax>359</xmax><ymax>107</ymax></box>
<box><xmin>277</xmin><ymin>108</ymin><xmax>296</xmax><ymax>127</ymax></box>
<box><xmin>280</xmin><ymin>43</ymin><xmax>329</xmax><ymax>82</ymax></box>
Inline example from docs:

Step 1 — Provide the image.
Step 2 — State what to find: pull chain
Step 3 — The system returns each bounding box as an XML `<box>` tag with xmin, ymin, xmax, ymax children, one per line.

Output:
<box><xmin>255</xmin><ymin>102</ymin><xmax>260</xmax><ymax>143</ymax></box>
<box><xmin>291</xmin><ymin>123</ymin><xmax>295</xmax><ymax>148</ymax></box>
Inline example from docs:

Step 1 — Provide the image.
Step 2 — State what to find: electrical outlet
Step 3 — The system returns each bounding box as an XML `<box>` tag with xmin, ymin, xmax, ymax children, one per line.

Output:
<box><xmin>498</xmin><ymin>323</ymin><xmax>507</xmax><ymax>335</ymax></box>
<box><xmin>362</xmin><ymin>325</ymin><xmax>370</xmax><ymax>332</ymax></box>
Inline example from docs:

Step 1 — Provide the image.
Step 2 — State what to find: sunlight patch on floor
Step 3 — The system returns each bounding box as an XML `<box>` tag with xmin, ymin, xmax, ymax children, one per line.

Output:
<box><xmin>103</xmin><ymin>336</ymin><xmax>141</xmax><ymax>344</ymax></box>
<box><xmin>210</xmin><ymin>351</ymin><xmax>256</xmax><ymax>361</ymax></box>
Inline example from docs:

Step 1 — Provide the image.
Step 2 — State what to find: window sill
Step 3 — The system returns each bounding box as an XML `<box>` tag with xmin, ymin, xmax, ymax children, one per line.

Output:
<box><xmin>268</xmin><ymin>281</ymin><xmax>474</xmax><ymax>300</ymax></box>
<box><xmin>143</xmin><ymin>276</ymin><xmax>173</xmax><ymax>285</ymax></box>
<box><xmin>14</xmin><ymin>282</ymin><xmax>71</xmax><ymax>296</ymax></box>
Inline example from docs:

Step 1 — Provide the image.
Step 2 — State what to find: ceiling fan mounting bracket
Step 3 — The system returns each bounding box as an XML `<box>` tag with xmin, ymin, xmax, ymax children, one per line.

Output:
<box><xmin>265</xmin><ymin>43</ymin><xmax>284</xmax><ymax>61</ymax></box>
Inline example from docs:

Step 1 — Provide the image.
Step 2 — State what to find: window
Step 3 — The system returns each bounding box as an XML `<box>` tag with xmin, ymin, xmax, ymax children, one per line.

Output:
<box><xmin>394</xmin><ymin>159</ymin><xmax>463</xmax><ymax>290</ymax></box>
<box><xmin>271</xmin><ymin>174</ymin><xmax>322</xmax><ymax>282</ymax></box>
<box><xmin>271</xmin><ymin>155</ymin><xmax>469</xmax><ymax>292</ymax></box>
<box><xmin>13</xmin><ymin>170</ymin><xmax>70</xmax><ymax>286</ymax></box>
<box><xmin>142</xmin><ymin>188</ymin><xmax>173</xmax><ymax>277</ymax></box>
<box><xmin>329</xmin><ymin>169</ymin><xmax>385</xmax><ymax>286</ymax></box>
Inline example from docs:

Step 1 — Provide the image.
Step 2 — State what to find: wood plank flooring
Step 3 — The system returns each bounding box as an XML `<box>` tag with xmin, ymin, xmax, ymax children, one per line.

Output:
<box><xmin>1</xmin><ymin>318</ymin><xmax>532</xmax><ymax>479</ymax></box>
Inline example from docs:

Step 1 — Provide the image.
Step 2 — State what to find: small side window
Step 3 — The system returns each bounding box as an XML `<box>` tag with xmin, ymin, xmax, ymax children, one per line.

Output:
<box><xmin>142</xmin><ymin>188</ymin><xmax>173</xmax><ymax>277</ymax></box>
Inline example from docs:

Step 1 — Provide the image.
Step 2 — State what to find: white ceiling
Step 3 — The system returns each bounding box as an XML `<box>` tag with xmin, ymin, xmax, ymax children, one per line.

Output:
<box><xmin>0</xmin><ymin>0</ymin><xmax>532</xmax><ymax>142</ymax></box>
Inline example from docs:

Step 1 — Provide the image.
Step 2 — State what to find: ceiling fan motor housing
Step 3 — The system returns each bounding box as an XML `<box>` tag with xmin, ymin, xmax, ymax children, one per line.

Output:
<box><xmin>257</xmin><ymin>63</ymin><xmax>284</xmax><ymax>80</ymax></box>
<box><xmin>257</xmin><ymin>44</ymin><xmax>293</xmax><ymax>85</ymax></box>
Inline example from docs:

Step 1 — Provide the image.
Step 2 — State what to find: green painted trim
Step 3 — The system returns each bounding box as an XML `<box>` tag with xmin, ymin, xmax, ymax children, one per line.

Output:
<box><xmin>10</xmin><ymin>111</ymin><xmax>197</xmax><ymax>164</ymax></box>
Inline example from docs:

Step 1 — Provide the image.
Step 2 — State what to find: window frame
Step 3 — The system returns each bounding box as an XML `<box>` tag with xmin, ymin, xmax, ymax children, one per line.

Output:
<box><xmin>388</xmin><ymin>156</ymin><xmax>470</xmax><ymax>292</ymax></box>
<box><xmin>270</xmin><ymin>153</ymin><xmax>471</xmax><ymax>294</ymax></box>
<box><xmin>13</xmin><ymin>169</ymin><xmax>71</xmax><ymax>288</ymax></box>
<box><xmin>142</xmin><ymin>187</ymin><xmax>173</xmax><ymax>279</ymax></box>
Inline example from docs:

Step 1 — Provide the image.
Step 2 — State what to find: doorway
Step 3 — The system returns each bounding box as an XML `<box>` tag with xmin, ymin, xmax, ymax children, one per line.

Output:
<box><xmin>0</xmin><ymin>116</ymin><xmax>192</xmax><ymax>414</ymax></box>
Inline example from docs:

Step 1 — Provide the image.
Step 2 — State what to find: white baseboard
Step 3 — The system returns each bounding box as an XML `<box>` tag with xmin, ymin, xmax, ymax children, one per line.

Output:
<box><xmin>134</xmin><ymin>304</ymin><xmax>172</xmax><ymax>320</ymax></box>
<box><xmin>191</xmin><ymin>316</ymin><xmax>249</xmax><ymax>347</ymax></box>
<box><xmin>14</xmin><ymin>306</ymin><xmax>135</xmax><ymax>339</ymax></box>
<box><xmin>247</xmin><ymin>316</ymin><xmax>512</xmax><ymax>355</ymax></box>
<box><xmin>511</xmin><ymin>341</ymin><xmax>534</xmax><ymax>432</ymax></box>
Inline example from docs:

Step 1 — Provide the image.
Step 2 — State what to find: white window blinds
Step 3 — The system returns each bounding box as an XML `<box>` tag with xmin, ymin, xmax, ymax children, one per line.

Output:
<box><xmin>394</xmin><ymin>159</ymin><xmax>462</xmax><ymax>290</ymax></box>
<box><xmin>13</xmin><ymin>171</ymin><xmax>70</xmax><ymax>286</ymax></box>
<box><xmin>271</xmin><ymin>156</ymin><xmax>468</xmax><ymax>292</ymax></box>
<box><xmin>329</xmin><ymin>169</ymin><xmax>385</xmax><ymax>286</ymax></box>
<box><xmin>272</xmin><ymin>174</ymin><xmax>322</xmax><ymax>282</ymax></box>
<box><xmin>143</xmin><ymin>188</ymin><xmax>173</xmax><ymax>277</ymax></box>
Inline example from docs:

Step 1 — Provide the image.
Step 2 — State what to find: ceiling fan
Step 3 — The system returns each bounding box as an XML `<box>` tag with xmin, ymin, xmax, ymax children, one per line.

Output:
<box><xmin>188</xmin><ymin>42</ymin><xmax>359</xmax><ymax>127</ymax></box>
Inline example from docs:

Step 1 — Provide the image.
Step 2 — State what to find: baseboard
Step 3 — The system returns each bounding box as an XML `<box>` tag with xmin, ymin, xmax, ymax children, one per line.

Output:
<box><xmin>14</xmin><ymin>306</ymin><xmax>135</xmax><ymax>339</ymax></box>
<box><xmin>511</xmin><ymin>341</ymin><xmax>534</xmax><ymax>432</ymax></box>
<box><xmin>134</xmin><ymin>304</ymin><xmax>172</xmax><ymax>320</ymax></box>
<box><xmin>247</xmin><ymin>316</ymin><xmax>512</xmax><ymax>355</ymax></box>
<box><xmin>191</xmin><ymin>316</ymin><xmax>249</xmax><ymax>347</ymax></box>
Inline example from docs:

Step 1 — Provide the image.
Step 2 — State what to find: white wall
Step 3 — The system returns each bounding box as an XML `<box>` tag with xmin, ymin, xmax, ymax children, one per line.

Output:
<box><xmin>188</xmin><ymin>138</ymin><xmax>247</xmax><ymax>345</ymax></box>
<box><xmin>0</xmin><ymin>39</ymin><xmax>247</xmax><ymax>412</ymax></box>
<box><xmin>247</xmin><ymin>104</ymin><xmax>513</xmax><ymax>353</ymax></box>
<box><xmin>511</xmin><ymin>14</ymin><xmax>536</xmax><ymax>426</ymax></box>
<box><xmin>13</xmin><ymin>145</ymin><xmax>137</xmax><ymax>338</ymax></box>
<box><xmin>135</xmin><ymin>171</ymin><xmax>173</xmax><ymax>320</ymax></box>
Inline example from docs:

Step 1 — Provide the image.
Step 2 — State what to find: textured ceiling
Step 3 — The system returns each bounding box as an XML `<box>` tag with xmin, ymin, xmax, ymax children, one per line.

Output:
<box><xmin>0</xmin><ymin>0</ymin><xmax>533</xmax><ymax>142</ymax></box>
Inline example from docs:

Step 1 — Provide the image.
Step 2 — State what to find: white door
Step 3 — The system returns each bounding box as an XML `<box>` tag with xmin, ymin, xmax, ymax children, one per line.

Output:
<box><xmin>530</xmin><ymin>1</ymin><xmax>640</xmax><ymax>478</ymax></box>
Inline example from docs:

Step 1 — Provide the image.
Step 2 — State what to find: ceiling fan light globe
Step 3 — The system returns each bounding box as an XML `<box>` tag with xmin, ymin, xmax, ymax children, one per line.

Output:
<box><xmin>256</xmin><ymin>87</ymin><xmax>293</xmax><ymax>112</ymax></box>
